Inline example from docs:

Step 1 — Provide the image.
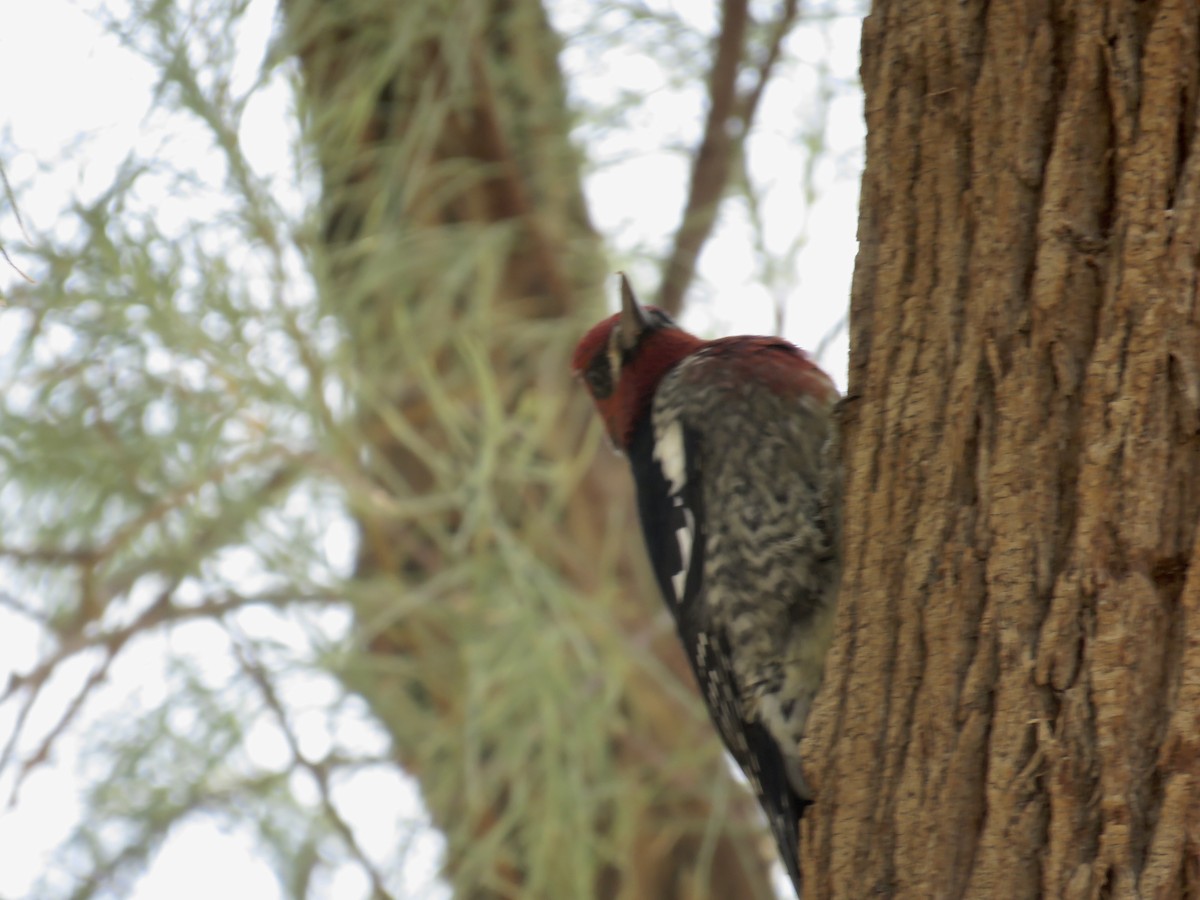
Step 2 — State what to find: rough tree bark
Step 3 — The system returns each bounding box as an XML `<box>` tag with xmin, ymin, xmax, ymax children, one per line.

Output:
<box><xmin>803</xmin><ymin>1</ymin><xmax>1200</xmax><ymax>897</ymax></box>
<box><xmin>281</xmin><ymin>1</ymin><xmax>780</xmax><ymax>897</ymax></box>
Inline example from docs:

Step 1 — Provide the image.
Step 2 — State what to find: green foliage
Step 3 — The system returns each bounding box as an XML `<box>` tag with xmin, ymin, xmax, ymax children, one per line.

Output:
<box><xmin>0</xmin><ymin>1</ymin><xmax>388</xmax><ymax>896</ymax></box>
<box><xmin>0</xmin><ymin>0</ymin><xmax>863</xmax><ymax>897</ymax></box>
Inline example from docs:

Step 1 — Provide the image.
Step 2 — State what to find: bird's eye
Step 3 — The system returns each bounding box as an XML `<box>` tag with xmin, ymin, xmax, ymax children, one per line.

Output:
<box><xmin>585</xmin><ymin>359</ymin><xmax>613</xmax><ymax>399</ymax></box>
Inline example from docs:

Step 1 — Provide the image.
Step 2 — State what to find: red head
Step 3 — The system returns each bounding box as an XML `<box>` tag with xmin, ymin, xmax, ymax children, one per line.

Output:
<box><xmin>572</xmin><ymin>275</ymin><xmax>704</xmax><ymax>450</ymax></box>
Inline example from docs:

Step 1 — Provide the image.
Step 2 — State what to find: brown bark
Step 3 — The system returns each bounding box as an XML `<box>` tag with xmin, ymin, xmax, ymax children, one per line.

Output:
<box><xmin>803</xmin><ymin>0</ymin><xmax>1200</xmax><ymax>897</ymax></box>
<box><xmin>282</xmin><ymin>1</ymin><xmax>777</xmax><ymax>896</ymax></box>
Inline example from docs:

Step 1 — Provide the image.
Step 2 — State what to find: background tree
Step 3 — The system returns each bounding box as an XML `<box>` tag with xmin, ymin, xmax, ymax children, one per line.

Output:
<box><xmin>0</xmin><ymin>0</ymin><xmax>860</xmax><ymax>897</ymax></box>
<box><xmin>282</xmin><ymin>0</ymin><xmax>798</xmax><ymax>894</ymax></box>
<box><xmin>802</xmin><ymin>0</ymin><xmax>1200</xmax><ymax>895</ymax></box>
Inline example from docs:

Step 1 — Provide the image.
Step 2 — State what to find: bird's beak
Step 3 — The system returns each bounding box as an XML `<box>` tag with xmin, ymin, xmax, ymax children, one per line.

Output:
<box><xmin>617</xmin><ymin>272</ymin><xmax>649</xmax><ymax>353</ymax></box>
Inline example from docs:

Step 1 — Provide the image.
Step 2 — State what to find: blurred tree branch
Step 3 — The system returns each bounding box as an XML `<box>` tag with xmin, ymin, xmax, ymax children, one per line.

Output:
<box><xmin>282</xmin><ymin>0</ymin><xmax>781</xmax><ymax>895</ymax></box>
<box><xmin>659</xmin><ymin>0</ymin><xmax>800</xmax><ymax>316</ymax></box>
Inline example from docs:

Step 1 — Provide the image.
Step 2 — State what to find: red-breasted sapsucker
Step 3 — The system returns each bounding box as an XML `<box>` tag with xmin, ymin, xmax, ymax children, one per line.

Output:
<box><xmin>572</xmin><ymin>275</ymin><xmax>841</xmax><ymax>894</ymax></box>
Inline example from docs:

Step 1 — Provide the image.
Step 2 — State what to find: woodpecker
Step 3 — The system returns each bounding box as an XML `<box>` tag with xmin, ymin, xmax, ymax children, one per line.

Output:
<box><xmin>572</xmin><ymin>275</ymin><xmax>841</xmax><ymax>894</ymax></box>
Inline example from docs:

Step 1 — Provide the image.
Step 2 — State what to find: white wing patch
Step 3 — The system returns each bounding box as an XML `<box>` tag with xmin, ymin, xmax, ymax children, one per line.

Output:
<box><xmin>653</xmin><ymin>419</ymin><xmax>687</xmax><ymax>494</ymax></box>
<box><xmin>654</xmin><ymin>418</ymin><xmax>694</xmax><ymax>605</ymax></box>
<box><xmin>670</xmin><ymin>501</ymin><xmax>695</xmax><ymax>600</ymax></box>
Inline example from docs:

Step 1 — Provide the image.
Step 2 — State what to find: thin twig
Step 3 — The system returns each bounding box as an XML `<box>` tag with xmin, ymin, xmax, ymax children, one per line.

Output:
<box><xmin>0</xmin><ymin>585</ymin><xmax>325</xmax><ymax>804</ymax></box>
<box><xmin>231</xmin><ymin>633</ymin><xmax>397</xmax><ymax>900</ymax></box>
<box><xmin>1</xmin><ymin>581</ymin><xmax>176</xmax><ymax>804</ymax></box>
<box><xmin>812</xmin><ymin>311</ymin><xmax>849</xmax><ymax>365</ymax></box>
<box><xmin>0</xmin><ymin>160</ymin><xmax>35</xmax><ymax>285</ymax></box>
<box><xmin>0</xmin><ymin>162</ymin><xmax>32</xmax><ymax>244</ymax></box>
<box><xmin>16</xmin><ymin>649</ymin><xmax>117</xmax><ymax>792</ymax></box>
<box><xmin>0</xmin><ymin>242</ymin><xmax>34</xmax><ymax>285</ymax></box>
<box><xmin>736</xmin><ymin>0</ymin><xmax>801</xmax><ymax>132</ymax></box>
<box><xmin>0</xmin><ymin>544</ymin><xmax>98</xmax><ymax>565</ymax></box>
<box><xmin>657</xmin><ymin>0</ymin><xmax>750</xmax><ymax>317</ymax></box>
<box><xmin>658</xmin><ymin>0</ymin><xmax>803</xmax><ymax>318</ymax></box>
<box><xmin>0</xmin><ymin>591</ymin><xmax>50</xmax><ymax>625</ymax></box>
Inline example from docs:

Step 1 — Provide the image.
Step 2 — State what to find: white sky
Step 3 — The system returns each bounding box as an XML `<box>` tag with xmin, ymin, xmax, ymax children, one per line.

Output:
<box><xmin>0</xmin><ymin>1</ymin><xmax>864</xmax><ymax>897</ymax></box>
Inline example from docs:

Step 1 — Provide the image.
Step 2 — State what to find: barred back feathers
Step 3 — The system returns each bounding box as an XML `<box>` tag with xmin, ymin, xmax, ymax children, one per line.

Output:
<box><xmin>573</xmin><ymin>275</ymin><xmax>842</xmax><ymax>896</ymax></box>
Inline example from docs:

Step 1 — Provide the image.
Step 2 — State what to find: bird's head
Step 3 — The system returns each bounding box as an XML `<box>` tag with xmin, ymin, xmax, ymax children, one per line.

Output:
<box><xmin>572</xmin><ymin>274</ymin><xmax>704</xmax><ymax>451</ymax></box>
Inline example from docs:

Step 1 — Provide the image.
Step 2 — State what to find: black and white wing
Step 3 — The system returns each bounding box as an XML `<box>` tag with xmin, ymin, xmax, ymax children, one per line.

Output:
<box><xmin>626</xmin><ymin>412</ymin><xmax>807</xmax><ymax>893</ymax></box>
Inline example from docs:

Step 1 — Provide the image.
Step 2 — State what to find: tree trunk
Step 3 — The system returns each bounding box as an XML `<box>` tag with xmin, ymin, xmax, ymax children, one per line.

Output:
<box><xmin>282</xmin><ymin>1</ymin><xmax>776</xmax><ymax>896</ymax></box>
<box><xmin>803</xmin><ymin>1</ymin><xmax>1200</xmax><ymax>896</ymax></box>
